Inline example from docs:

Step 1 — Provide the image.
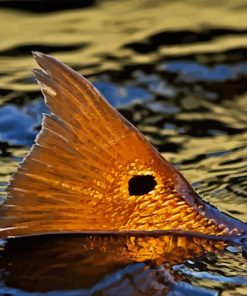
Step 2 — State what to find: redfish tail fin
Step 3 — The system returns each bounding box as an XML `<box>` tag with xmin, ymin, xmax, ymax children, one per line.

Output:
<box><xmin>1</xmin><ymin>52</ymin><xmax>235</xmax><ymax>240</ymax></box>
<box><xmin>0</xmin><ymin>52</ymin><xmax>181</xmax><ymax>237</ymax></box>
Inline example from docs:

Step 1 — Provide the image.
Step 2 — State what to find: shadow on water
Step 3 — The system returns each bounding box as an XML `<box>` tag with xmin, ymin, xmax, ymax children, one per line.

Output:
<box><xmin>0</xmin><ymin>0</ymin><xmax>247</xmax><ymax>295</ymax></box>
<box><xmin>0</xmin><ymin>0</ymin><xmax>96</xmax><ymax>13</ymax></box>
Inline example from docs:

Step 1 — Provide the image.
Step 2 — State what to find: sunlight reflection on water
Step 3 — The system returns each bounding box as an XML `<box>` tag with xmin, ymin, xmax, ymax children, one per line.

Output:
<box><xmin>0</xmin><ymin>0</ymin><xmax>246</xmax><ymax>295</ymax></box>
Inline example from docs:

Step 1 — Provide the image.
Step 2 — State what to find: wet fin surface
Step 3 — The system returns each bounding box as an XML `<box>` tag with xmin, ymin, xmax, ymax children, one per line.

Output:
<box><xmin>0</xmin><ymin>52</ymin><xmax>241</xmax><ymax>240</ymax></box>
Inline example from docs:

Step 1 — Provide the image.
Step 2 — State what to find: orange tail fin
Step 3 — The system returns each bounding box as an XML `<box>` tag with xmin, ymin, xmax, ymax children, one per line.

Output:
<box><xmin>0</xmin><ymin>52</ymin><xmax>238</xmax><ymax>238</ymax></box>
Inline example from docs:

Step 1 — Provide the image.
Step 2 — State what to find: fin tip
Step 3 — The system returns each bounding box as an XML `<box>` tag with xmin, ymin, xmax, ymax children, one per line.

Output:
<box><xmin>31</xmin><ymin>51</ymin><xmax>45</xmax><ymax>58</ymax></box>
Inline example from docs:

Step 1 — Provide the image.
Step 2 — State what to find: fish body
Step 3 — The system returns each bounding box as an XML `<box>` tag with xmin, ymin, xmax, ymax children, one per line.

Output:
<box><xmin>0</xmin><ymin>52</ymin><xmax>246</xmax><ymax>264</ymax></box>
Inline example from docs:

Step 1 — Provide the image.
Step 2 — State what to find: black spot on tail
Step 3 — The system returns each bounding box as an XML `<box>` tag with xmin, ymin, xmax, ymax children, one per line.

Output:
<box><xmin>128</xmin><ymin>175</ymin><xmax>157</xmax><ymax>196</ymax></box>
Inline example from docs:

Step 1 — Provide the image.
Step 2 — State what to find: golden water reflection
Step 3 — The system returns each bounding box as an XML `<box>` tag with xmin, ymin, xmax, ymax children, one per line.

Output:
<box><xmin>0</xmin><ymin>0</ymin><xmax>246</xmax><ymax>295</ymax></box>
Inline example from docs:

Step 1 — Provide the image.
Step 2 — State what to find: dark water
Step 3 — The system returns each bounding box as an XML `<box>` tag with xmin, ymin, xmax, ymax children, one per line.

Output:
<box><xmin>0</xmin><ymin>0</ymin><xmax>247</xmax><ymax>295</ymax></box>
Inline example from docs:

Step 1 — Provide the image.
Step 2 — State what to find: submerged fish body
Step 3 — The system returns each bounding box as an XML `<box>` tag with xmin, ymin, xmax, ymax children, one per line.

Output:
<box><xmin>0</xmin><ymin>233</ymin><xmax>236</xmax><ymax>293</ymax></box>
<box><xmin>0</xmin><ymin>52</ymin><xmax>246</xmax><ymax>264</ymax></box>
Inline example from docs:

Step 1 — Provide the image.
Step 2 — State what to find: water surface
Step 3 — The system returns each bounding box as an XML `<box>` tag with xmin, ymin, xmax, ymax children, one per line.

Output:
<box><xmin>0</xmin><ymin>0</ymin><xmax>247</xmax><ymax>295</ymax></box>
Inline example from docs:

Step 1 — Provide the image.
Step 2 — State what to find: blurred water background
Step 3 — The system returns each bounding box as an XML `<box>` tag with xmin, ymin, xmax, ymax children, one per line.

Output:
<box><xmin>0</xmin><ymin>0</ymin><xmax>246</xmax><ymax>295</ymax></box>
